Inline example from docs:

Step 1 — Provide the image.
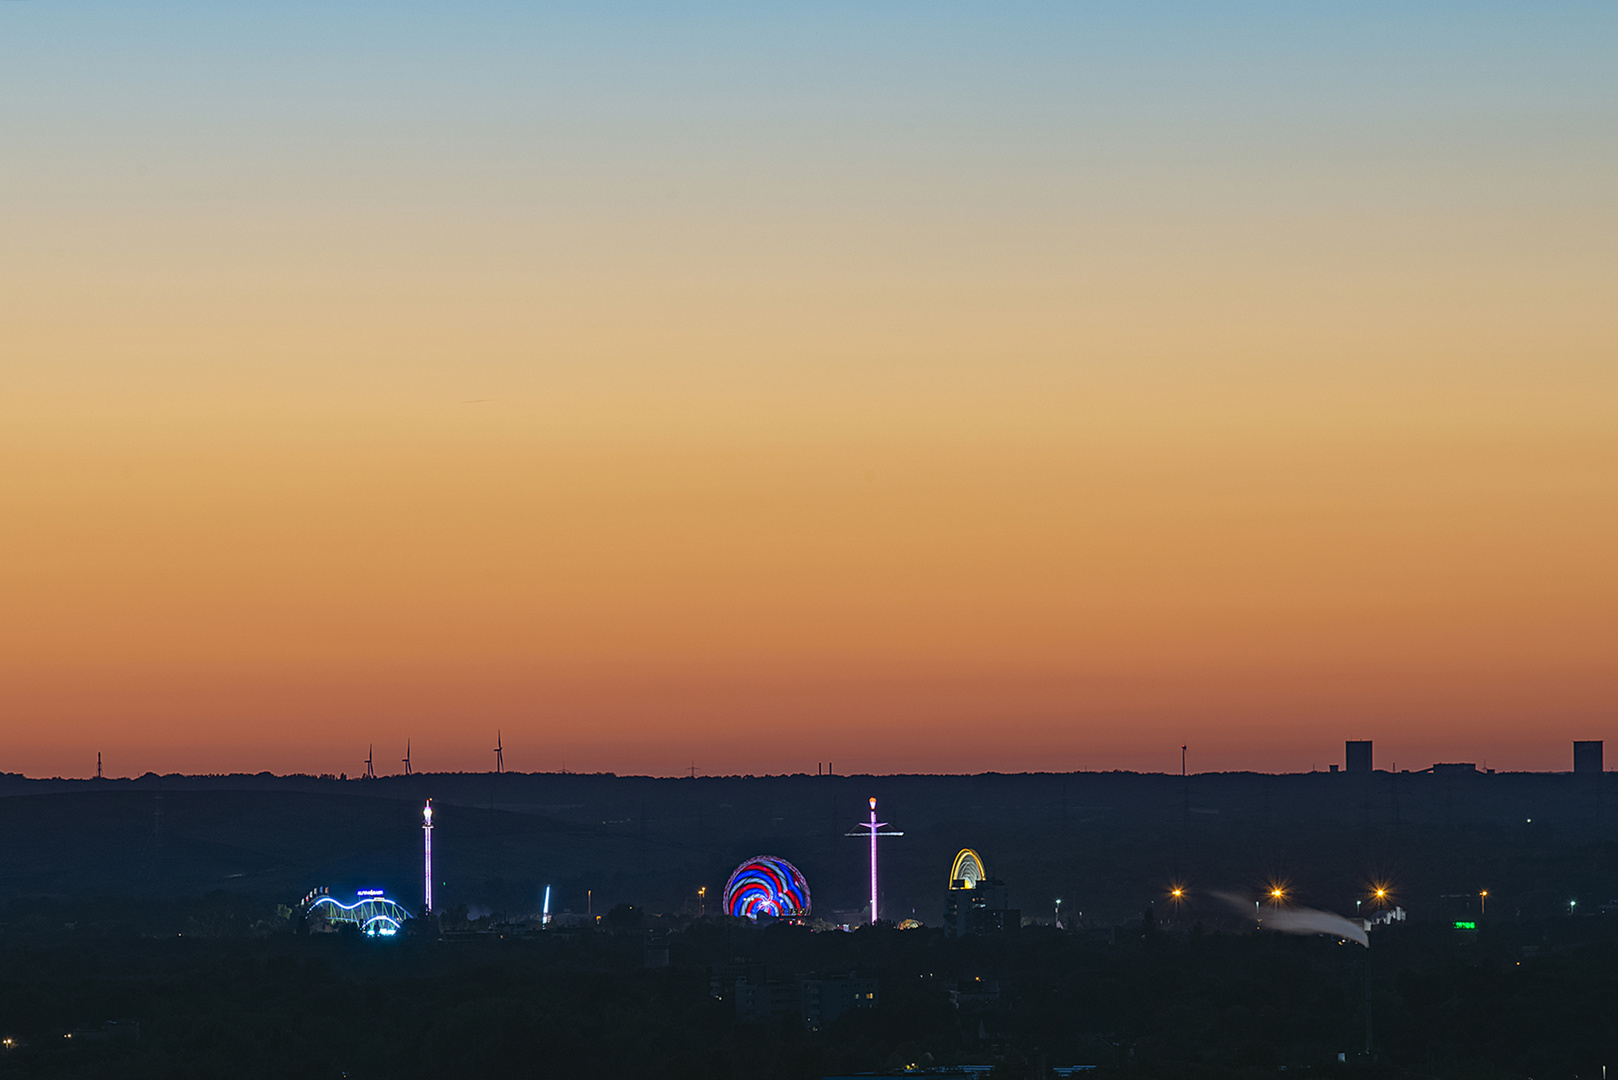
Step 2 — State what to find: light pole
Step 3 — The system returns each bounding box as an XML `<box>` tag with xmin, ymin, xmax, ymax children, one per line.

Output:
<box><xmin>1364</xmin><ymin>942</ymin><xmax>1373</xmax><ymax>1059</ymax></box>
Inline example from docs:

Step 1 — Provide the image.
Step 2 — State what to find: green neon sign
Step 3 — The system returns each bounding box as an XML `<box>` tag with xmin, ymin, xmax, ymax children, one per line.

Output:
<box><xmin>1453</xmin><ymin>921</ymin><xmax>1477</xmax><ymax>930</ymax></box>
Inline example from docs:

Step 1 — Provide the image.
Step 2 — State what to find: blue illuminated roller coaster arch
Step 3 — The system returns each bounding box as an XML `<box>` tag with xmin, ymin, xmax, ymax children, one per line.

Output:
<box><xmin>723</xmin><ymin>855</ymin><xmax>811</xmax><ymax>921</ymax></box>
<box><xmin>304</xmin><ymin>889</ymin><xmax>412</xmax><ymax>937</ymax></box>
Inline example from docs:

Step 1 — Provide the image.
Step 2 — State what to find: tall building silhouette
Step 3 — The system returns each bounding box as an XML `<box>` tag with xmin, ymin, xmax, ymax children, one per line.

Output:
<box><xmin>1346</xmin><ymin>741</ymin><xmax>1373</xmax><ymax>774</ymax></box>
<box><xmin>1573</xmin><ymin>741</ymin><xmax>1603</xmax><ymax>774</ymax></box>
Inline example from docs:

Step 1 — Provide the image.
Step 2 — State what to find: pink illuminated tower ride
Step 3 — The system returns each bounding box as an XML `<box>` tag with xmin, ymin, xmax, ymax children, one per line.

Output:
<box><xmin>847</xmin><ymin>797</ymin><xmax>903</xmax><ymax>924</ymax></box>
<box><xmin>422</xmin><ymin>799</ymin><xmax>434</xmax><ymax>913</ymax></box>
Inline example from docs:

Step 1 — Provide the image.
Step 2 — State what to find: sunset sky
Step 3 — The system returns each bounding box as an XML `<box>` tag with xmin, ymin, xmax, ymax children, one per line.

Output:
<box><xmin>3</xmin><ymin>2</ymin><xmax>1614</xmax><ymax>777</ymax></box>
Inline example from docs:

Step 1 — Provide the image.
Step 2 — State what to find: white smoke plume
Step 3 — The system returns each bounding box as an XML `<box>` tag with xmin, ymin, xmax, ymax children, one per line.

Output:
<box><xmin>1212</xmin><ymin>891</ymin><xmax>1369</xmax><ymax>947</ymax></box>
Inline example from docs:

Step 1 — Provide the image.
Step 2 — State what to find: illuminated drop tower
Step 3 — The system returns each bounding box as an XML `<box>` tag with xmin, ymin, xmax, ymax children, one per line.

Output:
<box><xmin>422</xmin><ymin>799</ymin><xmax>434</xmax><ymax>913</ymax></box>
<box><xmin>847</xmin><ymin>796</ymin><xmax>903</xmax><ymax>925</ymax></box>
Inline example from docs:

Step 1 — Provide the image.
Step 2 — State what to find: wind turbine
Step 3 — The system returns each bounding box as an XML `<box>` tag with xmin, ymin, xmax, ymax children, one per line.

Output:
<box><xmin>494</xmin><ymin>732</ymin><xmax>504</xmax><ymax>774</ymax></box>
<box><xmin>401</xmin><ymin>740</ymin><xmax>412</xmax><ymax>776</ymax></box>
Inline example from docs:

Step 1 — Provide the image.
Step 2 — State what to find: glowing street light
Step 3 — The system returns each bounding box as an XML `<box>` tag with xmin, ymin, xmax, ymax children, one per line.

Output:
<box><xmin>1479</xmin><ymin>890</ymin><xmax>1488</xmax><ymax>916</ymax></box>
<box><xmin>1263</xmin><ymin>876</ymin><xmax>1290</xmax><ymax>906</ymax></box>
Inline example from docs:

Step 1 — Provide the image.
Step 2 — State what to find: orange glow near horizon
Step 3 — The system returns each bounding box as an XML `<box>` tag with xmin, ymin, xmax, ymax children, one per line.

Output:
<box><xmin>4</xmin><ymin>398</ymin><xmax>1611</xmax><ymax>777</ymax></box>
<box><xmin>2</xmin><ymin>5</ymin><xmax>1615</xmax><ymax>779</ymax></box>
<box><xmin>3</xmin><ymin>322</ymin><xmax>1615</xmax><ymax>776</ymax></box>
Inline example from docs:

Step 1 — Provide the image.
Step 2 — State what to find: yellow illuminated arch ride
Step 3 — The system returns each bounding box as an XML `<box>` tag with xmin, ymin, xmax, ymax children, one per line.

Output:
<box><xmin>950</xmin><ymin>848</ymin><xmax>985</xmax><ymax>889</ymax></box>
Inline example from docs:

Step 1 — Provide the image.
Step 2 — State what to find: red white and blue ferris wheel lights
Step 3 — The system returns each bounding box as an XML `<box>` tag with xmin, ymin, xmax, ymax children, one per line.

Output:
<box><xmin>723</xmin><ymin>856</ymin><xmax>812</xmax><ymax>920</ymax></box>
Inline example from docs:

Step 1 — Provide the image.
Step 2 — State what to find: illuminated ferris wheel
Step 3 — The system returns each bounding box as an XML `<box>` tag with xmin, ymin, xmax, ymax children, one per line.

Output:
<box><xmin>950</xmin><ymin>848</ymin><xmax>986</xmax><ymax>889</ymax></box>
<box><xmin>722</xmin><ymin>855</ymin><xmax>812</xmax><ymax>920</ymax></box>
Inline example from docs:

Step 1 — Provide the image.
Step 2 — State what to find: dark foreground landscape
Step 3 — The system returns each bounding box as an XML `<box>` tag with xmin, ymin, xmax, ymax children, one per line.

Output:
<box><xmin>1</xmin><ymin>912</ymin><xmax>1616</xmax><ymax>1079</ymax></box>
<box><xmin>0</xmin><ymin>769</ymin><xmax>1614</xmax><ymax>1078</ymax></box>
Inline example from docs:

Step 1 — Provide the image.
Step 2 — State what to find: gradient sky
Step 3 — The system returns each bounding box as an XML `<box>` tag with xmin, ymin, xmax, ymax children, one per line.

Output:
<box><xmin>3</xmin><ymin>2</ymin><xmax>1615</xmax><ymax>777</ymax></box>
